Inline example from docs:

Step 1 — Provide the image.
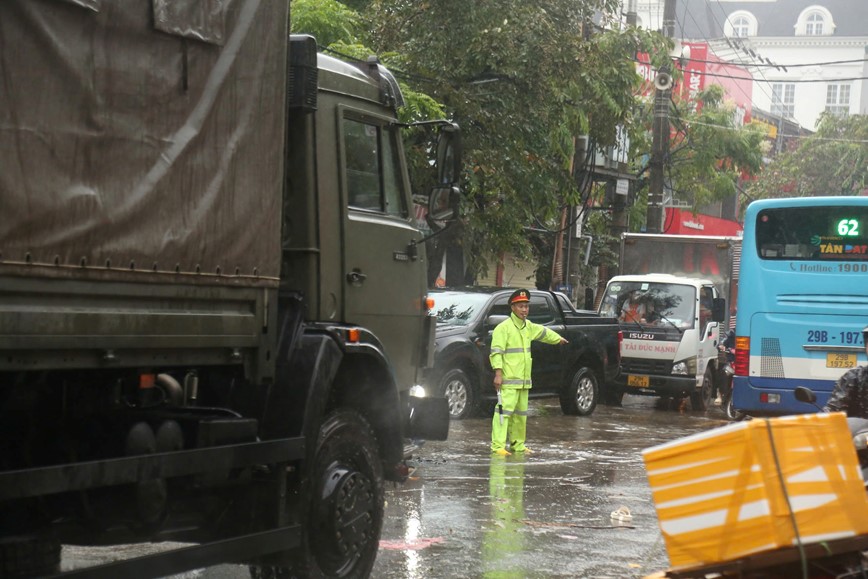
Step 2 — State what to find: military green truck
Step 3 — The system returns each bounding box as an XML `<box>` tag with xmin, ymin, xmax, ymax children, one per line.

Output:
<box><xmin>0</xmin><ymin>2</ymin><xmax>457</xmax><ymax>577</ymax></box>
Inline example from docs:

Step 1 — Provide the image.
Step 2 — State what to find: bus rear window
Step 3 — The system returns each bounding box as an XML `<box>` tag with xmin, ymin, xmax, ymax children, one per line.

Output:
<box><xmin>755</xmin><ymin>206</ymin><xmax>868</xmax><ymax>261</ymax></box>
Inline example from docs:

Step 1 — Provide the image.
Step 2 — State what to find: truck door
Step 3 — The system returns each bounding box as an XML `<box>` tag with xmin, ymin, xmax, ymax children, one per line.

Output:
<box><xmin>340</xmin><ymin>111</ymin><xmax>427</xmax><ymax>391</ymax></box>
<box><xmin>526</xmin><ymin>294</ymin><xmax>564</xmax><ymax>393</ymax></box>
<box><xmin>697</xmin><ymin>285</ymin><xmax>720</xmax><ymax>379</ymax></box>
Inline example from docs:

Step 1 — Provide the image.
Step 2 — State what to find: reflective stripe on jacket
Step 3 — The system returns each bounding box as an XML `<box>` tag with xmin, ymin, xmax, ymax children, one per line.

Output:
<box><xmin>489</xmin><ymin>312</ymin><xmax>563</xmax><ymax>389</ymax></box>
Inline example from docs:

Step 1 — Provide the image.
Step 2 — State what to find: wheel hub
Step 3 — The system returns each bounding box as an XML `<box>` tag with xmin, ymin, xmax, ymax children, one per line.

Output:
<box><xmin>445</xmin><ymin>380</ymin><xmax>467</xmax><ymax>416</ymax></box>
<box><xmin>315</xmin><ymin>463</ymin><xmax>375</xmax><ymax>574</ymax></box>
<box><xmin>575</xmin><ymin>378</ymin><xmax>593</xmax><ymax>410</ymax></box>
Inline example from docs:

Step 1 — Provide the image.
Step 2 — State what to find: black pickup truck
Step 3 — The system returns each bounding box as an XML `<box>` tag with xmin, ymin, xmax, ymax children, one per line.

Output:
<box><xmin>424</xmin><ymin>287</ymin><xmax>621</xmax><ymax>419</ymax></box>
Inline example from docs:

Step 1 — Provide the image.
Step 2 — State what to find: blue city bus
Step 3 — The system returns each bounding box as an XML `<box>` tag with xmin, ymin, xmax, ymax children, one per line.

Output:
<box><xmin>732</xmin><ymin>196</ymin><xmax>868</xmax><ymax>415</ymax></box>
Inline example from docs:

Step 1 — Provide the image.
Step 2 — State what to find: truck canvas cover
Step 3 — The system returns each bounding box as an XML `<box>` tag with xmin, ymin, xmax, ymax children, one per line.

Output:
<box><xmin>0</xmin><ymin>0</ymin><xmax>287</xmax><ymax>283</ymax></box>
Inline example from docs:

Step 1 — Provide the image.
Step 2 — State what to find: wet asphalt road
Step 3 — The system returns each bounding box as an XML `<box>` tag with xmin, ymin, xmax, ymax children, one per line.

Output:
<box><xmin>371</xmin><ymin>395</ymin><xmax>729</xmax><ymax>579</ymax></box>
<box><xmin>62</xmin><ymin>395</ymin><xmax>731</xmax><ymax>578</ymax></box>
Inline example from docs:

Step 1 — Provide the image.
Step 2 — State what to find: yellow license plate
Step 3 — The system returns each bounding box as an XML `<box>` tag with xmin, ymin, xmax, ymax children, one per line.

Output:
<box><xmin>827</xmin><ymin>353</ymin><xmax>857</xmax><ymax>369</ymax></box>
<box><xmin>627</xmin><ymin>374</ymin><xmax>650</xmax><ymax>388</ymax></box>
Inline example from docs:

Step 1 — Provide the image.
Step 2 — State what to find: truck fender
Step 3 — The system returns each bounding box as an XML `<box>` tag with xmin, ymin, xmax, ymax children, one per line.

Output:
<box><xmin>265</xmin><ymin>331</ymin><xmax>404</xmax><ymax>472</ymax></box>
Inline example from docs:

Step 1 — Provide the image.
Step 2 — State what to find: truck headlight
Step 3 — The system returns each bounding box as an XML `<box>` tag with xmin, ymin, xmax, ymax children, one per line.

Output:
<box><xmin>409</xmin><ymin>385</ymin><xmax>427</xmax><ymax>398</ymax></box>
<box><xmin>671</xmin><ymin>358</ymin><xmax>697</xmax><ymax>376</ymax></box>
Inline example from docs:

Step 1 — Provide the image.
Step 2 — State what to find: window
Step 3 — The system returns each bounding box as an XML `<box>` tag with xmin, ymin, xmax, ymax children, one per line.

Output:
<box><xmin>343</xmin><ymin>118</ymin><xmax>408</xmax><ymax>217</ymax></box>
<box><xmin>724</xmin><ymin>11</ymin><xmax>756</xmax><ymax>37</ymax></box>
<box><xmin>732</xmin><ymin>16</ymin><xmax>751</xmax><ymax>37</ymax></box>
<box><xmin>826</xmin><ymin>83</ymin><xmax>851</xmax><ymax>116</ymax></box>
<box><xmin>771</xmin><ymin>83</ymin><xmax>795</xmax><ymax>118</ymax></box>
<box><xmin>528</xmin><ymin>295</ymin><xmax>556</xmax><ymax>325</ymax></box>
<box><xmin>755</xmin><ymin>206</ymin><xmax>868</xmax><ymax>262</ymax></box>
<box><xmin>805</xmin><ymin>12</ymin><xmax>824</xmax><ymax>35</ymax></box>
<box><xmin>796</xmin><ymin>6</ymin><xmax>834</xmax><ymax>36</ymax></box>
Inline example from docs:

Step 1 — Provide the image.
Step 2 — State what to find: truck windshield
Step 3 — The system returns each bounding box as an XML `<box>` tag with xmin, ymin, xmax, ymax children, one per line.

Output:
<box><xmin>431</xmin><ymin>292</ymin><xmax>491</xmax><ymax>327</ymax></box>
<box><xmin>600</xmin><ymin>282</ymin><xmax>696</xmax><ymax>330</ymax></box>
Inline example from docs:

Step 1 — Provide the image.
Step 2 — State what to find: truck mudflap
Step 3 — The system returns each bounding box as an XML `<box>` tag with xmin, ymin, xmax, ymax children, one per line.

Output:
<box><xmin>405</xmin><ymin>395</ymin><xmax>449</xmax><ymax>441</ymax></box>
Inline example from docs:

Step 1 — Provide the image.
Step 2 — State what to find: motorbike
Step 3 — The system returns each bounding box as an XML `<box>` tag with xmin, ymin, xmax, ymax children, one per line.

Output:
<box><xmin>719</xmin><ymin>330</ymin><xmax>738</xmax><ymax>420</ymax></box>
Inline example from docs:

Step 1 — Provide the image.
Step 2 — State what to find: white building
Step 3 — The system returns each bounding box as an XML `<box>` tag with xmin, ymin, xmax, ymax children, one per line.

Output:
<box><xmin>629</xmin><ymin>0</ymin><xmax>868</xmax><ymax>131</ymax></box>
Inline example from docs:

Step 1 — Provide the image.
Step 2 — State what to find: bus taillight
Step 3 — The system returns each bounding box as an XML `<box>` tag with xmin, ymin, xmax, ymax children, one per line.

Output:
<box><xmin>734</xmin><ymin>336</ymin><xmax>750</xmax><ymax>376</ymax></box>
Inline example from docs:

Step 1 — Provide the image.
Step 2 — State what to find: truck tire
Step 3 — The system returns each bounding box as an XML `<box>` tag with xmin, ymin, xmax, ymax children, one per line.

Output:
<box><xmin>560</xmin><ymin>367</ymin><xmax>598</xmax><ymax>416</ymax></box>
<box><xmin>690</xmin><ymin>369</ymin><xmax>715</xmax><ymax>411</ymax></box>
<box><xmin>250</xmin><ymin>409</ymin><xmax>384</xmax><ymax>579</ymax></box>
<box><xmin>0</xmin><ymin>534</ymin><xmax>61</xmax><ymax>578</ymax></box>
<box><xmin>439</xmin><ymin>368</ymin><xmax>475</xmax><ymax>420</ymax></box>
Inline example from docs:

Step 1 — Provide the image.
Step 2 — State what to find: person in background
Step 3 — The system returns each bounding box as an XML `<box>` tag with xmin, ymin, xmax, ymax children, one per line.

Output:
<box><xmin>619</xmin><ymin>290</ymin><xmax>647</xmax><ymax>324</ymax></box>
<box><xmin>490</xmin><ymin>289</ymin><xmax>568</xmax><ymax>455</ymax></box>
<box><xmin>823</xmin><ymin>325</ymin><xmax>868</xmax><ymax>419</ymax></box>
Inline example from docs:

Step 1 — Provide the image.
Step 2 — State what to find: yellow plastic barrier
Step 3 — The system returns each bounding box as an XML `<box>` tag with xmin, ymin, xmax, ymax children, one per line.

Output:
<box><xmin>643</xmin><ymin>412</ymin><xmax>868</xmax><ymax>570</ymax></box>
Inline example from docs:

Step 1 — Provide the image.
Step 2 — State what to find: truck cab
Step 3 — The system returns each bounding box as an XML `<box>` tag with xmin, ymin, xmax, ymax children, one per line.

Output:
<box><xmin>599</xmin><ymin>274</ymin><xmax>726</xmax><ymax>409</ymax></box>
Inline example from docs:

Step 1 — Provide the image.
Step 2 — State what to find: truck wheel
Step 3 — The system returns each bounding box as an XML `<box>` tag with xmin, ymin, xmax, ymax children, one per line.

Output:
<box><xmin>690</xmin><ymin>369</ymin><xmax>714</xmax><ymax>411</ymax></box>
<box><xmin>560</xmin><ymin>367</ymin><xmax>598</xmax><ymax>416</ymax></box>
<box><xmin>439</xmin><ymin>368</ymin><xmax>475</xmax><ymax>420</ymax></box>
<box><xmin>0</xmin><ymin>534</ymin><xmax>61</xmax><ymax>578</ymax></box>
<box><xmin>305</xmin><ymin>409</ymin><xmax>383</xmax><ymax>578</ymax></box>
<box><xmin>251</xmin><ymin>409</ymin><xmax>384</xmax><ymax>579</ymax></box>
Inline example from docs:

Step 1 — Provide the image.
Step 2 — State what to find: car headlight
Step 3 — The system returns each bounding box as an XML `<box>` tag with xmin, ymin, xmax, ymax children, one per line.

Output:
<box><xmin>409</xmin><ymin>385</ymin><xmax>427</xmax><ymax>398</ymax></box>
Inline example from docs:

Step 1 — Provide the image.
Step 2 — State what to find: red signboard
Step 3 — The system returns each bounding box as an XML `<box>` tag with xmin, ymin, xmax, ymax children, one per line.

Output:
<box><xmin>664</xmin><ymin>207</ymin><xmax>743</xmax><ymax>237</ymax></box>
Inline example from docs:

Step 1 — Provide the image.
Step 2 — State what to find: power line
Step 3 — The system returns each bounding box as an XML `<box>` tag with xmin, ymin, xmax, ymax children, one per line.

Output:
<box><xmin>681</xmin><ymin>55</ymin><xmax>868</xmax><ymax>69</ymax></box>
<box><xmin>676</xmin><ymin>118</ymin><xmax>868</xmax><ymax>144</ymax></box>
<box><xmin>636</xmin><ymin>59</ymin><xmax>868</xmax><ymax>83</ymax></box>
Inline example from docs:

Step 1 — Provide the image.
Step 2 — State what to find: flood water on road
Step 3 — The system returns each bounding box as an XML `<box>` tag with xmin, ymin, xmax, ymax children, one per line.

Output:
<box><xmin>61</xmin><ymin>395</ymin><xmax>731</xmax><ymax>578</ymax></box>
<box><xmin>372</xmin><ymin>395</ymin><xmax>730</xmax><ymax>579</ymax></box>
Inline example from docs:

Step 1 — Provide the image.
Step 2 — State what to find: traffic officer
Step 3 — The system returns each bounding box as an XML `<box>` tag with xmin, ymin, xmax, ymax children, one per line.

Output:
<box><xmin>490</xmin><ymin>289</ymin><xmax>568</xmax><ymax>455</ymax></box>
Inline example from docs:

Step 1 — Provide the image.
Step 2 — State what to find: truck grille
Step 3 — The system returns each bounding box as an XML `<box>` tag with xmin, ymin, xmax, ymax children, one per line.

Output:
<box><xmin>622</xmin><ymin>357</ymin><xmax>672</xmax><ymax>375</ymax></box>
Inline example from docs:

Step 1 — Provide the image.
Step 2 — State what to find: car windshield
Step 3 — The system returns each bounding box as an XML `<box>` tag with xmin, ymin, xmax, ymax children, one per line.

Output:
<box><xmin>431</xmin><ymin>292</ymin><xmax>491</xmax><ymax>327</ymax></box>
<box><xmin>599</xmin><ymin>281</ymin><xmax>696</xmax><ymax>329</ymax></box>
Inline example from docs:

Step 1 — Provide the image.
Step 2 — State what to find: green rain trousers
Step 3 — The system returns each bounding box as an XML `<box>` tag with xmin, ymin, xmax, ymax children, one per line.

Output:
<box><xmin>491</xmin><ymin>387</ymin><xmax>530</xmax><ymax>451</ymax></box>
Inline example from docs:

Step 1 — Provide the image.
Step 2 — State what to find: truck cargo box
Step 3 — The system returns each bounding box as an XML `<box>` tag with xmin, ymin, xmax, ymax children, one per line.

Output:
<box><xmin>0</xmin><ymin>1</ymin><xmax>287</xmax><ymax>374</ymax></box>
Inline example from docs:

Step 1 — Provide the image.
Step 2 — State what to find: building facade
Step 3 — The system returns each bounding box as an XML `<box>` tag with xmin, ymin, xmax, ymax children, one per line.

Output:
<box><xmin>630</xmin><ymin>0</ymin><xmax>868</xmax><ymax>131</ymax></box>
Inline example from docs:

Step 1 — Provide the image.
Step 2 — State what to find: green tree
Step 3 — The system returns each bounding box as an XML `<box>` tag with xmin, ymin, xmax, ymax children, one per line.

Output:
<box><xmin>291</xmin><ymin>0</ymin><xmax>361</xmax><ymax>46</ymax></box>
<box><xmin>365</xmin><ymin>0</ymin><xmax>667</xmax><ymax>281</ymax></box>
<box><xmin>749</xmin><ymin>113</ymin><xmax>868</xmax><ymax>199</ymax></box>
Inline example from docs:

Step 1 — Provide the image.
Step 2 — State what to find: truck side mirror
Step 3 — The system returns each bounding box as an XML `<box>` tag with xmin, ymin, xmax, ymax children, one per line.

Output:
<box><xmin>583</xmin><ymin>288</ymin><xmax>594</xmax><ymax>311</ymax></box>
<box><xmin>427</xmin><ymin>123</ymin><xmax>462</xmax><ymax>222</ymax></box>
<box><xmin>435</xmin><ymin>123</ymin><xmax>462</xmax><ymax>186</ymax></box>
<box><xmin>428</xmin><ymin>186</ymin><xmax>459</xmax><ymax>222</ymax></box>
<box><xmin>712</xmin><ymin>298</ymin><xmax>726</xmax><ymax>323</ymax></box>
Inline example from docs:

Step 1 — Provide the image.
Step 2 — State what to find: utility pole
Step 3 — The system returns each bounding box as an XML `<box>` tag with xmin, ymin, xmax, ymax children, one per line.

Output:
<box><xmin>610</xmin><ymin>0</ymin><xmax>638</xmax><ymax>240</ymax></box>
<box><xmin>646</xmin><ymin>0</ymin><xmax>676</xmax><ymax>233</ymax></box>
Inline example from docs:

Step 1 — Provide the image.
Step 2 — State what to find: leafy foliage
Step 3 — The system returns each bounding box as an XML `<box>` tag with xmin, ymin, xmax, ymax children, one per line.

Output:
<box><xmin>290</xmin><ymin>0</ymin><xmax>361</xmax><ymax>46</ymax></box>
<box><xmin>363</xmin><ymin>1</ymin><xmax>668</xmax><ymax>279</ymax></box>
<box><xmin>748</xmin><ymin>113</ymin><xmax>868</xmax><ymax>199</ymax></box>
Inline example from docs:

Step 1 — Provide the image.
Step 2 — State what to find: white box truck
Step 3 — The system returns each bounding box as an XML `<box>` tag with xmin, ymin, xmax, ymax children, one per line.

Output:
<box><xmin>598</xmin><ymin>234</ymin><xmax>738</xmax><ymax>408</ymax></box>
